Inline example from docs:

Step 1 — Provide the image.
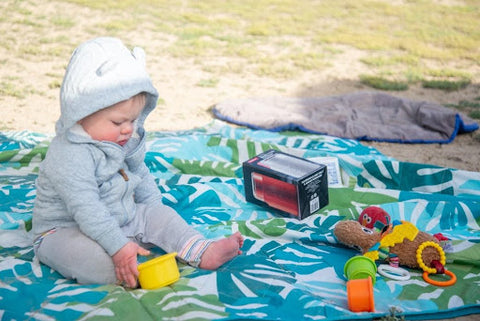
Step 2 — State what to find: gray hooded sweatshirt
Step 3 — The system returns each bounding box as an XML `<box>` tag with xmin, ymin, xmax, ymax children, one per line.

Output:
<box><xmin>33</xmin><ymin>37</ymin><xmax>161</xmax><ymax>256</ymax></box>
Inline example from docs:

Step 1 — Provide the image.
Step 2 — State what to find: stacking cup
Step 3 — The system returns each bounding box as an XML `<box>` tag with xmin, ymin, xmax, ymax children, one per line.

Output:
<box><xmin>344</xmin><ymin>255</ymin><xmax>377</xmax><ymax>285</ymax></box>
<box><xmin>347</xmin><ymin>276</ymin><xmax>375</xmax><ymax>312</ymax></box>
<box><xmin>138</xmin><ymin>252</ymin><xmax>180</xmax><ymax>290</ymax></box>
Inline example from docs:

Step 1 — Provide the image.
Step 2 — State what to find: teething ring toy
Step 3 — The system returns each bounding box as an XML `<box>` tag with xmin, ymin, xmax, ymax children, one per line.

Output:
<box><xmin>416</xmin><ymin>241</ymin><xmax>456</xmax><ymax>286</ymax></box>
<box><xmin>422</xmin><ymin>270</ymin><xmax>456</xmax><ymax>287</ymax></box>
<box><xmin>378</xmin><ymin>264</ymin><xmax>410</xmax><ymax>281</ymax></box>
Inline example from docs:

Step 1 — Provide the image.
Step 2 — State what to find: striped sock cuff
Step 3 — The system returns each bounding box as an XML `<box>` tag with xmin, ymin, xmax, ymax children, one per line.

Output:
<box><xmin>178</xmin><ymin>235</ymin><xmax>213</xmax><ymax>267</ymax></box>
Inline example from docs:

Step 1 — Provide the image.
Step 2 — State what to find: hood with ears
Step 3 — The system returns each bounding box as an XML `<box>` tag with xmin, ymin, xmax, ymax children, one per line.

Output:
<box><xmin>56</xmin><ymin>37</ymin><xmax>158</xmax><ymax>135</ymax></box>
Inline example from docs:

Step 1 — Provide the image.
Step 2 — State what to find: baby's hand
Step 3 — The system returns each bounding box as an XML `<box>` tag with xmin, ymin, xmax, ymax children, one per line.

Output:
<box><xmin>112</xmin><ymin>241</ymin><xmax>150</xmax><ymax>288</ymax></box>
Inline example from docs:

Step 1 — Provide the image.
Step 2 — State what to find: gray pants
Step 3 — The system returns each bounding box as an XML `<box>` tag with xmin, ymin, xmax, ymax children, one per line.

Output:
<box><xmin>35</xmin><ymin>203</ymin><xmax>200</xmax><ymax>284</ymax></box>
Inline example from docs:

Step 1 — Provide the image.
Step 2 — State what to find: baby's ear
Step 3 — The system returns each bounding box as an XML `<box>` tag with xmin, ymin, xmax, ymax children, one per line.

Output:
<box><xmin>132</xmin><ymin>47</ymin><xmax>146</xmax><ymax>67</ymax></box>
<box><xmin>96</xmin><ymin>59</ymin><xmax>119</xmax><ymax>77</ymax></box>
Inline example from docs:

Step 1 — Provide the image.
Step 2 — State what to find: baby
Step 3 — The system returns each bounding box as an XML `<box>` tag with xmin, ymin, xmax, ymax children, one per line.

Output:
<box><xmin>33</xmin><ymin>37</ymin><xmax>243</xmax><ymax>288</ymax></box>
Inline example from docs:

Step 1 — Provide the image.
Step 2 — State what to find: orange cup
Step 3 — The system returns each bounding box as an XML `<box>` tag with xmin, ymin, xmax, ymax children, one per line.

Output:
<box><xmin>346</xmin><ymin>276</ymin><xmax>375</xmax><ymax>312</ymax></box>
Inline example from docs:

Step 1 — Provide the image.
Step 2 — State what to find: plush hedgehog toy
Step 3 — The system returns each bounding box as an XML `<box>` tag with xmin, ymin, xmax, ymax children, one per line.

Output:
<box><xmin>334</xmin><ymin>215</ymin><xmax>444</xmax><ymax>270</ymax></box>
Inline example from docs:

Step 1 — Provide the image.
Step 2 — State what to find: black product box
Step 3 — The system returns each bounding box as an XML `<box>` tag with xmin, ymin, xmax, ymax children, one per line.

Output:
<box><xmin>243</xmin><ymin>149</ymin><xmax>329</xmax><ymax>219</ymax></box>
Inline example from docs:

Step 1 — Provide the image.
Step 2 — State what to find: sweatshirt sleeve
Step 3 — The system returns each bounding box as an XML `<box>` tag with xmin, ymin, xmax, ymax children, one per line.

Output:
<box><xmin>43</xmin><ymin>142</ymin><xmax>129</xmax><ymax>256</ymax></box>
<box><xmin>124</xmin><ymin>134</ymin><xmax>162</xmax><ymax>205</ymax></box>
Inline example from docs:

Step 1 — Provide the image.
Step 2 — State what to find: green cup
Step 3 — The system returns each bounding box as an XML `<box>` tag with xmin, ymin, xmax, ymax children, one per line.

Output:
<box><xmin>344</xmin><ymin>256</ymin><xmax>377</xmax><ymax>285</ymax></box>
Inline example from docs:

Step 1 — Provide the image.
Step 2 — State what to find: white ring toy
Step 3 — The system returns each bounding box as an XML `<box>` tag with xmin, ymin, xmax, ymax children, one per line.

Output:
<box><xmin>378</xmin><ymin>264</ymin><xmax>410</xmax><ymax>281</ymax></box>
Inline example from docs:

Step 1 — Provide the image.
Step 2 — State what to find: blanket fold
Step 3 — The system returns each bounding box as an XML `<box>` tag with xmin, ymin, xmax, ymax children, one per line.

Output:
<box><xmin>213</xmin><ymin>91</ymin><xmax>479</xmax><ymax>143</ymax></box>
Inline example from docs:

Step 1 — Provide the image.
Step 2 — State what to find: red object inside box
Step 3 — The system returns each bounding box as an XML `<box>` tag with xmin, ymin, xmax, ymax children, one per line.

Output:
<box><xmin>252</xmin><ymin>172</ymin><xmax>299</xmax><ymax>216</ymax></box>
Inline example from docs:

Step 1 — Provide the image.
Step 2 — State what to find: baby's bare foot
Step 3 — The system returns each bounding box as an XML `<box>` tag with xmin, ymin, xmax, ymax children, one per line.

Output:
<box><xmin>199</xmin><ymin>232</ymin><xmax>244</xmax><ymax>270</ymax></box>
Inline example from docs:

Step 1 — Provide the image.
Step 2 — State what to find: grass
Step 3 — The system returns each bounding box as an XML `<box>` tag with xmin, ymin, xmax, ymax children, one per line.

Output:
<box><xmin>376</xmin><ymin>307</ymin><xmax>406</xmax><ymax>321</ymax></box>
<box><xmin>470</xmin><ymin>110</ymin><xmax>480</xmax><ymax>119</ymax></box>
<box><xmin>446</xmin><ymin>97</ymin><xmax>480</xmax><ymax>120</ymax></box>
<box><xmin>359</xmin><ymin>75</ymin><xmax>409</xmax><ymax>91</ymax></box>
<box><xmin>0</xmin><ymin>0</ymin><xmax>478</xmax><ymax>98</ymax></box>
<box><xmin>0</xmin><ymin>81</ymin><xmax>27</xmax><ymax>99</ymax></box>
<box><xmin>196</xmin><ymin>78</ymin><xmax>219</xmax><ymax>88</ymax></box>
<box><xmin>422</xmin><ymin>78</ymin><xmax>471</xmax><ymax>91</ymax></box>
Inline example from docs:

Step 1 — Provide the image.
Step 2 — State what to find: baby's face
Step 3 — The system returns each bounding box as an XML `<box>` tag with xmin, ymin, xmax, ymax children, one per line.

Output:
<box><xmin>78</xmin><ymin>95</ymin><xmax>145</xmax><ymax>146</ymax></box>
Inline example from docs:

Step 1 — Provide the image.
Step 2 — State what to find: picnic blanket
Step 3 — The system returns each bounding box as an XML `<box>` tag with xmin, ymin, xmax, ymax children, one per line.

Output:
<box><xmin>1</xmin><ymin>120</ymin><xmax>479</xmax><ymax>321</ymax></box>
<box><xmin>212</xmin><ymin>91</ymin><xmax>479</xmax><ymax>143</ymax></box>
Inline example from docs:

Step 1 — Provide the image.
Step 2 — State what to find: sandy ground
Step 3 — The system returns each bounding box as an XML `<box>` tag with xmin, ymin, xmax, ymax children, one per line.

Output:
<box><xmin>1</xmin><ymin>44</ymin><xmax>479</xmax><ymax>172</ymax></box>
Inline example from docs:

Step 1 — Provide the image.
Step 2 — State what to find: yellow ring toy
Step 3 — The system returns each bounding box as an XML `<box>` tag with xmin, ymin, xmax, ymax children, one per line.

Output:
<box><xmin>416</xmin><ymin>241</ymin><xmax>456</xmax><ymax>286</ymax></box>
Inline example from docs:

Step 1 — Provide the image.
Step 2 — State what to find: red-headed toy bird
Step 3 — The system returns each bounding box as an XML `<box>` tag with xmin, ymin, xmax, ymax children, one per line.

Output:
<box><xmin>359</xmin><ymin>206</ymin><xmax>391</xmax><ymax>231</ymax></box>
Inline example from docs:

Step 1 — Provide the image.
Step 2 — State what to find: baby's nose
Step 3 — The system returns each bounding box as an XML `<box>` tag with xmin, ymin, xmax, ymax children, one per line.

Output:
<box><xmin>121</xmin><ymin>122</ymin><xmax>133</xmax><ymax>135</ymax></box>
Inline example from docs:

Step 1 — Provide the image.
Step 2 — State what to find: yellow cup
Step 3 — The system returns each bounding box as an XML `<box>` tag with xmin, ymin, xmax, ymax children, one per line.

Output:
<box><xmin>138</xmin><ymin>252</ymin><xmax>180</xmax><ymax>290</ymax></box>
